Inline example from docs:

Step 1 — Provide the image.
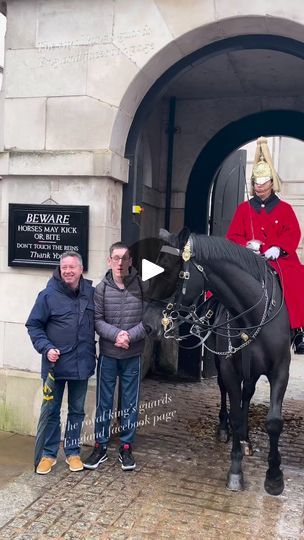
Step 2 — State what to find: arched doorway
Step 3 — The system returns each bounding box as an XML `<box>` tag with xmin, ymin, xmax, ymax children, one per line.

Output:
<box><xmin>121</xmin><ymin>33</ymin><xmax>304</xmax><ymax>246</ymax></box>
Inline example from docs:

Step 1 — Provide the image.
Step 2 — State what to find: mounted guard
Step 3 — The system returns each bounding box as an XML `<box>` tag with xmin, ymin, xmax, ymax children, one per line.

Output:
<box><xmin>226</xmin><ymin>136</ymin><xmax>304</xmax><ymax>354</ymax></box>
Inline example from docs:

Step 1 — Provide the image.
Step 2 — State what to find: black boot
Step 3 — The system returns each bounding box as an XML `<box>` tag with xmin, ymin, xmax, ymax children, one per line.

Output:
<box><xmin>293</xmin><ymin>329</ymin><xmax>304</xmax><ymax>355</ymax></box>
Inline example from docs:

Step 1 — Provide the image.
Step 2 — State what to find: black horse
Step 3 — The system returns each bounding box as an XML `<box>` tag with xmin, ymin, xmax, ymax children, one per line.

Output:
<box><xmin>143</xmin><ymin>228</ymin><xmax>291</xmax><ymax>495</ymax></box>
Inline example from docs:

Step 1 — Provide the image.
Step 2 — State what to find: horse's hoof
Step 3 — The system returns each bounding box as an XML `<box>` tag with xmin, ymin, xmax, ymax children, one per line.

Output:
<box><xmin>240</xmin><ymin>440</ymin><xmax>253</xmax><ymax>456</ymax></box>
<box><xmin>264</xmin><ymin>471</ymin><xmax>284</xmax><ymax>496</ymax></box>
<box><xmin>217</xmin><ymin>427</ymin><xmax>229</xmax><ymax>443</ymax></box>
<box><xmin>226</xmin><ymin>472</ymin><xmax>244</xmax><ymax>491</ymax></box>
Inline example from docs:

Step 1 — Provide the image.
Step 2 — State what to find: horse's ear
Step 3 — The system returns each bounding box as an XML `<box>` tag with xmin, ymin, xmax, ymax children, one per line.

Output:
<box><xmin>159</xmin><ymin>228</ymin><xmax>180</xmax><ymax>247</ymax></box>
<box><xmin>159</xmin><ymin>227</ymin><xmax>190</xmax><ymax>248</ymax></box>
<box><xmin>159</xmin><ymin>228</ymin><xmax>170</xmax><ymax>241</ymax></box>
<box><xmin>178</xmin><ymin>227</ymin><xmax>190</xmax><ymax>248</ymax></box>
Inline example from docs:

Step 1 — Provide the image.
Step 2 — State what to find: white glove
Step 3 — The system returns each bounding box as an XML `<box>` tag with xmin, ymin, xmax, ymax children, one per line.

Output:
<box><xmin>264</xmin><ymin>246</ymin><xmax>280</xmax><ymax>260</ymax></box>
<box><xmin>246</xmin><ymin>239</ymin><xmax>262</xmax><ymax>252</ymax></box>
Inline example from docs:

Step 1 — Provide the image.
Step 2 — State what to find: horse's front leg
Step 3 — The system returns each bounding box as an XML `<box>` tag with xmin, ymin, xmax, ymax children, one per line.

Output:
<box><xmin>240</xmin><ymin>379</ymin><xmax>256</xmax><ymax>456</ymax></box>
<box><xmin>216</xmin><ymin>363</ymin><xmax>230</xmax><ymax>443</ymax></box>
<box><xmin>264</xmin><ymin>366</ymin><xmax>289</xmax><ymax>496</ymax></box>
<box><xmin>221</xmin><ymin>363</ymin><xmax>244</xmax><ymax>491</ymax></box>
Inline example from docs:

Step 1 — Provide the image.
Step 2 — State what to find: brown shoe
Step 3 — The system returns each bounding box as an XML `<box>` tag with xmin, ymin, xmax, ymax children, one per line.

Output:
<box><xmin>36</xmin><ymin>456</ymin><xmax>57</xmax><ymax>475</ymax></box>
<box><xmin>65</xmin><ymin>455</ymin><xmax>83</xmax><ymax>472</ymax></box>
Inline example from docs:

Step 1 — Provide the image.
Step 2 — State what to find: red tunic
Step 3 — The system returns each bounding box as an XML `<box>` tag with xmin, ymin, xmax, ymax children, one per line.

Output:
<box><xmin>226</xmin><ymin>196</ymin><xmax>304</xmax><ymax>328</ymax></box>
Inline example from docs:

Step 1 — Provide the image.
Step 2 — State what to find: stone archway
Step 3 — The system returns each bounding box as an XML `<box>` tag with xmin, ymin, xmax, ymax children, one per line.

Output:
<box><xmin>111</xmin><ymin>14</ymin><xmax>304</xmax><ymax>157</ymax></box>
<box><xmin>118</xmin><ymin>28</ymin><xmax>304</xmax><ymax>243</ymax></box>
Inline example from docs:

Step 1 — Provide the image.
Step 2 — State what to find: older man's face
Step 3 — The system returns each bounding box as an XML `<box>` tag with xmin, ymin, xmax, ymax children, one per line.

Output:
<box><xmin>60</xmin><ymin>256</ymin><xmax>83</xmax><ymax>289</ymax></box>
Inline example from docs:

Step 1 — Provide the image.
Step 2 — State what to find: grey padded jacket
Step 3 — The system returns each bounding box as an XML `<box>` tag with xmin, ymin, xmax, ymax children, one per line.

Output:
<box><xmin>94</xmin><ymin>267</ymin><xmax>146</xmax><ymax>359</ymax></box>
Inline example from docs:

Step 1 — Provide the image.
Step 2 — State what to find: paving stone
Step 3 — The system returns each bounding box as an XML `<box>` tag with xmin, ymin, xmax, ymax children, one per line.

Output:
<box><xmin>0</xmin><ymin>529</ymin><xmax>21</xmax><ymax>539</ymax></box>
<box><xmin>12</xmin><ymin>535</ymin><xmax>38</xmax><ymax>540</ymax></box>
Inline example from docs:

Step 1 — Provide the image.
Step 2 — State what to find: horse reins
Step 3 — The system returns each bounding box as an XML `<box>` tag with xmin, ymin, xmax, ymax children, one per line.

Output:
<box><xmin>159</xmin><ymin>235</ymin><xmax>285</xmax><ymax>355</ymax></box>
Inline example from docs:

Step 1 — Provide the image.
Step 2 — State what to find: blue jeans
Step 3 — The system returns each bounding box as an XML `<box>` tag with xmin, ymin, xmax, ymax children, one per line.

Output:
<box><xmin>43</xmin><ymin>378</ymin><xmax>88</xmax><ymax>458</ymax></box>
<box><xmin>95</xmin><ymin>355</ymin><xmax>141</xmax><ymax>446</ymax></box>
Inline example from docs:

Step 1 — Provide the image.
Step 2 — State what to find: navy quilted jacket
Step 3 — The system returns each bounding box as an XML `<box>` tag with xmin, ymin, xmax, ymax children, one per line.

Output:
<box><xmin>26</xmin><ymin>268</ymin><xmax>96</xmax><ymax>380</ymax></box>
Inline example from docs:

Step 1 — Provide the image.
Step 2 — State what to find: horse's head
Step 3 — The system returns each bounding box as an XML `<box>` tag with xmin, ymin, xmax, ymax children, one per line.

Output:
<box><xmin>143</xmin><ymin>228</ymin><xmax>205</xmax><ymax>337</ymax></box>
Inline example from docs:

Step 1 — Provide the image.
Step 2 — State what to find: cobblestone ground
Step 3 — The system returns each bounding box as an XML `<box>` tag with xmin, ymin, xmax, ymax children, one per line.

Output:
<box><xmin>1</xmin><ymin>358</ymin><xmax>304</xmax><ymax>540</ymax></box>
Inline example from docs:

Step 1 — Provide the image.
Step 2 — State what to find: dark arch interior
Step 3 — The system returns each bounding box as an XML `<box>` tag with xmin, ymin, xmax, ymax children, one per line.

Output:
<box><xmin>185</xmin><ymin>109</ymin><xmax>304</xmax><ymax>233</ymax></box>
<box><xmin>122</xmin><ymin>34</ymin><xmax>304</xmax><ymax>244</ymax></box>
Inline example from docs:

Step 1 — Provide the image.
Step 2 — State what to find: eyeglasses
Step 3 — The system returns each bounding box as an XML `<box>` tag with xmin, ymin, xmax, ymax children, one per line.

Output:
<box><xmin>111</xmin><ymin>255</ymin><xmax>130</xmax><ymax>263</ymax></box>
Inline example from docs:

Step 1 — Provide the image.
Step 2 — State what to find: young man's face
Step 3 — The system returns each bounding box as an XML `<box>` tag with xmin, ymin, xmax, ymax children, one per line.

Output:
<box><xmin>60</xmin><ymin>256</ymin><xmax>83</xmax><ymax>289</ymax></box>
<box><xmin>108</xmin><ymin>247</ymin><xmax>132</xmax><ymax>279</ymax></box>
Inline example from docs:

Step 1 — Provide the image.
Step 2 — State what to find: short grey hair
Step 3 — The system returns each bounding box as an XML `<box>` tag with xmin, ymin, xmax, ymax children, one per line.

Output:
<box><xmin>60</xmin><ymin>251</ymin><xmax>83</xmax><ymax>266</ymax></box>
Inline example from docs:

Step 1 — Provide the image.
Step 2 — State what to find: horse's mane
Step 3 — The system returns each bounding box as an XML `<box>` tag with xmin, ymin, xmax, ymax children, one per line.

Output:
<box><xmin>193</xmin><ymin>234</ymin><xmax>267</xmax><ymax>282</ymax></box>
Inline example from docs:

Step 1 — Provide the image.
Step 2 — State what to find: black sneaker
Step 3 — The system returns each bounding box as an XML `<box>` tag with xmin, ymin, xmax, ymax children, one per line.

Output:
<box><xmin>83</xmin><ymin>443</ymin><xmax>108</xmax><ymax>469</ymax></box>
<box><xmin>118</xmin><ymin>443</ymin><xmax>136</xmax><ymax>471</ymax></box>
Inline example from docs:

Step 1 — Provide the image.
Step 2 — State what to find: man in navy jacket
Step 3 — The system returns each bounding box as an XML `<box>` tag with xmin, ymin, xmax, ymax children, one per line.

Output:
<box><xmin>26</xmin><ymin>251</ymin><xmax>96</xmax><ymax>474</ymax></box>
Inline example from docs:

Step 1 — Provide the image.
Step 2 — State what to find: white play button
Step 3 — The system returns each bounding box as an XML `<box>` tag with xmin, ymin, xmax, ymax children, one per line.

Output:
<box><xmin>142</xmin><ymin>259</ymin><xmax>164</xmax><ymax>281</ymax></box>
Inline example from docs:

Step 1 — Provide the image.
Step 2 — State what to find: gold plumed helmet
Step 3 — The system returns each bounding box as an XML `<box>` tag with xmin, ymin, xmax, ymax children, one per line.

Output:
<box><xmin>251</xmin><ymin>137</ymin><xmax>281</xmax><ymax>195</ymax></box>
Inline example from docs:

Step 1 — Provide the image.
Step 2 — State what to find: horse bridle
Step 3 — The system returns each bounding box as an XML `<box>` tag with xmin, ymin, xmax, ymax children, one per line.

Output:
<box><xmin>156</xmin><ymin>240</ymin><xmax>208</xmax><ymax>348</ymax></box>
<box><xmin>158</xmin><ymin>242</ymin><xmax>203</xmax><ymax>320</ymax></box>
<box><xmin>159</xmin><ymin>235</ymin><xmax>285</xmax><ymax>355</ymax></box>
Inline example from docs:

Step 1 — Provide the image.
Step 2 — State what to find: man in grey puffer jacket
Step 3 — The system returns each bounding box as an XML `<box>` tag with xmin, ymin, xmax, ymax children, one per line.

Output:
<box><xmin>84</xmin><ymin>242</ymin><xmax>146</xmax><ymax>471</ymax></box>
